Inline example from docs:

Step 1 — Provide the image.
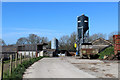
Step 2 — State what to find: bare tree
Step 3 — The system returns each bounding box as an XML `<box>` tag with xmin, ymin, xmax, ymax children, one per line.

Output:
<box><xmin>0</xmin><ymin>39</ymin><xmax>6</xmax><ymax>46</ymax></box>
<box><xmin>28</xmin><ymin>34</ymin><xmax>39</xmax><ymax>44</ymax></box>
<box><xmin>28</xmin><ymin>34</ymin><xmax>48</xmax><ymax>44</ymax></box>
<box><xmin>108</xmin><ymin>31</ymin><xmax>117</xmax><ymax>43</ymax></box>
<box><xmin>89</xmin><ymin>33</ymin><xmax>107</xmax><ymax>42</ymax></box>
<box><xmin>69</xmin><ymin>32</ymin><xmax>76</xmax><ymax>51</ymax></box>
<box><xmin>59</xmin><ymin>35</ymin><xmax>70</xmax><ymax>50</ymax></box>
<box><xmin>59</xmin><ymin>32</ymin><xmax>76</xmax><ymax>51</ymax></box>
<box><xmin>16</xmin><ymin>37</ymin><xmax>29</xmax><ymax>45</ymax></box>
<box><xmin>40</xmin><ymin>37</ymin><xmax>48</xmax><ymax>43</ymax></box>
<box><xmin>47</xmin><ymin>41</ymin><xmax>51</xmax><ymax>49</ymax></box>
<box><xmin>16</xmin><ymin>34</ymin><xmax>49</xmax><ymax>45</ymax></box>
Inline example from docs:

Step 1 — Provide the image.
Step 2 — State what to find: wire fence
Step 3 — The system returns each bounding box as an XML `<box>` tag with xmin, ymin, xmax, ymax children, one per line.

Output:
<box><xmin>0</xmin><ymin>52</ymin><xmax>39</xmax><ymax>80</ymax></box>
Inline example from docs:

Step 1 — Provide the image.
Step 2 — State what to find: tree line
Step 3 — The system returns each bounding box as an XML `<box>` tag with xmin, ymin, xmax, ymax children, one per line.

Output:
<box><xmin>1</xmin><ymin>34</ymin><xmax>48</xmax><ymax>46</ymax></box>
<box><xmin>58</xmin><ymin>31</ymin><xmax>117</xmax><ymax>51</ymax></box>
<box><xmin>1</xmin><ymin>31</ymin><xmax>117</xmax><ymax>51</ymax></box>
<box><xmin>16</xmin><ymin>34</ymin><xmax>48</xmax><ymax>45</ymax></box>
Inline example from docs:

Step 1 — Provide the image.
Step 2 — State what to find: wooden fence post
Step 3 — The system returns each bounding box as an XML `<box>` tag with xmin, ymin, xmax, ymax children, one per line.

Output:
<box><xmin>24</xmin><ymin>52</ymin><xmax>26</xmax><ymax>59</ymax></box>
<box><xmin>15</xmin><ymin>53</ymin><xmax>17</xmax><ymax>68</ymax></box>
<box><xmin>0</xmin><ymin>58</ymin><xmax>3</xmax><ymax>80</ymax></box>
<box><xmin>36</xmin><ymin>52</ymin><xmax>37</xmax><ymax>58</ymax></box>
<box><xmin>20</xmin><ymin>53</ymin><xmax>22</xmax><ymax>64</ymax></box>
<box><xmin>32</xmin><ymin>52</ymin><xmax>33</xmax><ymax>58</ymax></box>
<box><xmin>9</xmin><ymin>55</ymin><xmax>12</xmax><ymax>76</ymax></box>
<box><xmin>24</xmin><ymin>52</ymin><xmax>26</xmax><ymax>61</ymax></box>
<box><xmin>29</xmin><ymin>52</ymin><xmax>31</xmax><ymax>60</ymax></box>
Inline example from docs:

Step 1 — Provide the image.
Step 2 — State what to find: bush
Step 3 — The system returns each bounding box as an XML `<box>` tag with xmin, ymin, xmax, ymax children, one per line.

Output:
<box><xmin>98</xmin><ymin>46</ymin><xmax>114</xmax><ymax>59</ymax></box>
<box><xmin>3</xmin><ymin>57</ymin><xmax>43</xmax><ymax>80</ymax></box>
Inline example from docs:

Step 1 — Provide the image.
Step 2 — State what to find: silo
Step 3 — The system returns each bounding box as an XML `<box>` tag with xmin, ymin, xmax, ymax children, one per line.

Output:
<box><xmin>77</xmin><ymin>14</ymin><xmax>89</xmax><ymax>39</ymax></box>
<box><xmin>76</xmin><ymin>14</ymin><xmax>89</xmax><ymax>56</ymax></box>
<box><xmin>51</xmin><ymin>38</ymin><xmax>58</xmax><ymax>50</ymax></box>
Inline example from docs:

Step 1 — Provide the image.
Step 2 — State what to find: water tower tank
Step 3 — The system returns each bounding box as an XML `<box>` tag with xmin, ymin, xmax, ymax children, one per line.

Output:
<box><xmin>51</xmin><ymin>38</ymin><xmax>58</xmax><ymax>50</ymax></box>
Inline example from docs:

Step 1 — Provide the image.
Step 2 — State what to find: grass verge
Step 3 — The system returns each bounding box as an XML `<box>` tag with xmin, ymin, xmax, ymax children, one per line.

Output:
<box><xmin>3</xmin><ymin>56</ymin><xmax>43</xmax><ymax>80</ymax></box>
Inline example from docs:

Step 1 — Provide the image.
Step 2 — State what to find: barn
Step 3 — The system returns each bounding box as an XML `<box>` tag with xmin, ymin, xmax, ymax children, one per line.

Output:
<box><xmin>92</xmin><ymin>38</ymin><xmax>113</xmax><ymax>53</ymax></box>
<box><xmin>1</xmin><ymin>43</ymin><xmax>48</xmax><ymax>59</ymax></box>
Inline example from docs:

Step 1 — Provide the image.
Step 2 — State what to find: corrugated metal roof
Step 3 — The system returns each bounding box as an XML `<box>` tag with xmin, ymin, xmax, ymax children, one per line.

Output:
<box><xmin>92</xmin><ymin>38</ymin><xmax>112</xmax><ymax>45</ymax></box>
<box><xmin>2</xmin><ymin>45</ymin><xmax>17</xmax><ymax>52</ymax></box>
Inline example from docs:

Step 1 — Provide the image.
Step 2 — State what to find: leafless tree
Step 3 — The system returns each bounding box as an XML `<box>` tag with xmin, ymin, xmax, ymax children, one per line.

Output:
<box><xmin>69</xmin><ymin>32</ymin><xmax>76</xmax><ymax>51</ymax></box>
<box><xmin>108</xmin><ymin>31</ymin><xmax>117</xmax><ymax>43</ymax></box>
<box><xmin>0</xmin><ymin>39</ymin><xmax>6</xmax><ymax>46</ymax></box>
<box><xmin>59</xmin><ymin>35</ymin><xmax>70</xmax><ymax>50</ymax></box>
<box><xmin>89</xmin><ymin>33</ymin><xmax>107</xmax><ymax>42</ymax></box>
<box><xmin>16</xmin><ymin>37</ymin><xmax>29</xmax><ymax>45</ymax></box>
<box><xmin>47</xmin><ymin>41</ymin><xmax>51</xmax><ymax>49</ymax></box>
<box><xmin>16</xmin><ymin>34</ymin><xmax>49</xmax><ymax>45</ymax></box>
<box><xmin>28</xmin><ymin>34</ymin><xmax>39</xmax><ymax>44</ymax></box>
<box><xmin>40</xmin><ymin>37</ymin><xmax>48</xmax><ymax>43</ymax></box>
<box><xmin>59</xmin><ymin>32</ymin><xmax>76</xmax><ymax>51</ymax></box>
<box><xmin>28</xmin><ymin>34</ymin><xmax>48</xmax><ymax>44</ymax></box>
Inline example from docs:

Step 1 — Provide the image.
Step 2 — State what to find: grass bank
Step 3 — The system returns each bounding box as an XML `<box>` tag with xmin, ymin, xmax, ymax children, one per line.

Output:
<box><xmin>3</xmin><ymin>56</ymin><xmax>43</xmax><ymax>80</ymax></box>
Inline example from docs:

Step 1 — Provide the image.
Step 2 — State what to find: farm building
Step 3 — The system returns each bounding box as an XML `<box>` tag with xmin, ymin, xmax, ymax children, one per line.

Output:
<box><xmin>2</xmin><ymin>45</ymin><xmax>17</xmax><ymax>59</ymax></box>
<box><xmin>42</xmin><ymin>49</ymin><xmax>56</xmax><ymax>57</ymax></box>
<box><xmin>91</xmin><ymin>38</ymin><xmax>113</xmax><ymax>53</ymax></box>
<box><xmin>1</xmin><ymin>43</ymin><xmax>48</xmax><ymax>59</ymax></box>
<box><xmin>80</xmin><ymin>38</ymin><xmax>113</xmax><ymax>58</ymax></box>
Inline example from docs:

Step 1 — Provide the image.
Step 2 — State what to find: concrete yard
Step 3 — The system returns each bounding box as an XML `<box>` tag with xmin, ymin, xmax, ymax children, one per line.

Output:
<box><xmin>65</xmin><ymin>57</ymin><xmax>119</xmax><ymax>78</ymax></box>
<box><xmin>23</xmin><ymin>57</ymin><xmax>119</xmax><ymax>78</ymax></box>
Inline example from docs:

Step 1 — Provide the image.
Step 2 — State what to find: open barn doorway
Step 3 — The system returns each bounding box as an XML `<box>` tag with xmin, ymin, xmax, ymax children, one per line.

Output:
<box><xmin>37</xmin><ymin>45</ymin><xmax>43</xmax><ymax>51</ymax></box>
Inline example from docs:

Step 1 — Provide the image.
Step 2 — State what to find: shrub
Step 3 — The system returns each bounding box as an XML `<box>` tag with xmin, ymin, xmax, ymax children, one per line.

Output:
<box><xmin>98</xmin><ymin>46</ymin><xmax>114</xmax><ymax>59</ymax></box>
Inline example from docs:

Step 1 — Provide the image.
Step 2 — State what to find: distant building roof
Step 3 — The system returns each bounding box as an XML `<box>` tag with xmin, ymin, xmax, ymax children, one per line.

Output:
<box><xmin>2</xmin><ymin>45</ymin><xmax>17</xmax><ymax>52</ymax></box>
<box><xmin>2</xmin><ymin>43</ymin><xmax>48</xmax><ymax>52</ymax></box>
<box><xmin>91</xmin><ymin>38</ymin><xmax>113</xmax><ymax>52</ymax></box>
<box><xmin>17</xmin><ymin>43</ymin><xmax>48</xmax><ymax>46</ymax></box>
<box><xmin>92</xmin><ymin>38</ymin><xmax>112</xmax><ymax>45</ymax></box>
